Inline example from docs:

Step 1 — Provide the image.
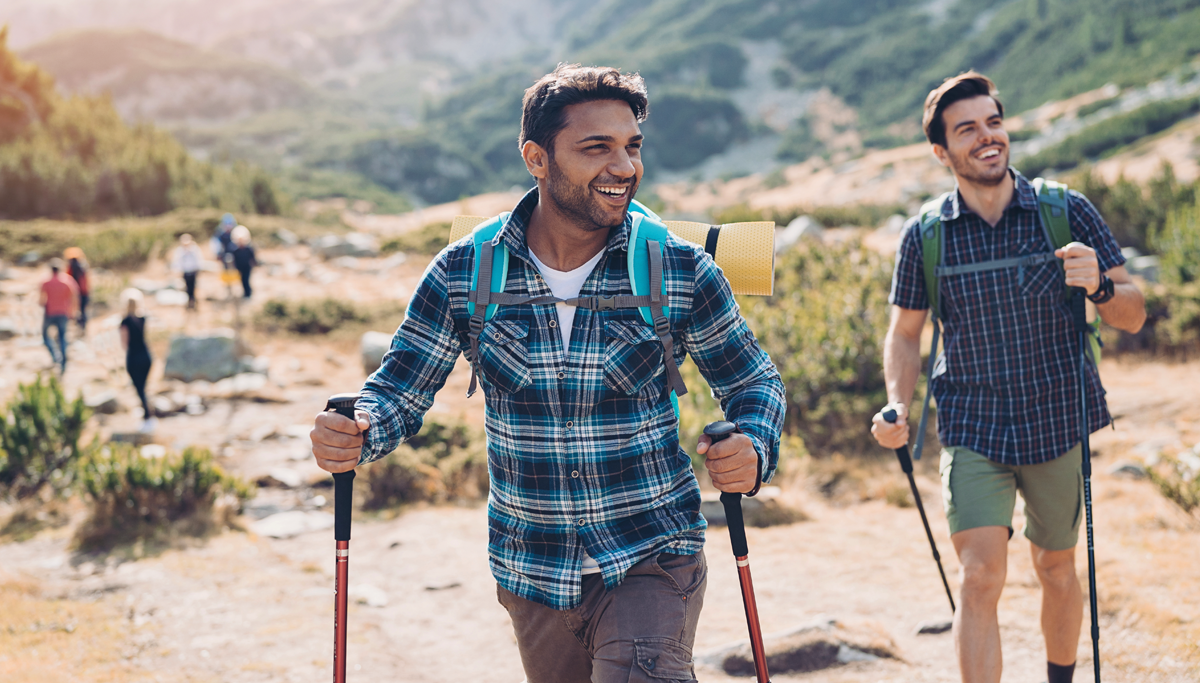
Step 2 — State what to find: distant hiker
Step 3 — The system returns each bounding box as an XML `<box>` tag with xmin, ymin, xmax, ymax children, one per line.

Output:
<box><xmin>230</xmin><ymin>225</ymin><xmax>257</xmax><ymax>299</ymax></box>
<box><xmin>173</xmin><ymin>233</ymin><xmax>203</xmax><ymax>309</ymax></box>
<box><xmin>119</xmin><ymin>288</ymin><xmax>156</xmax><ymax>433</ymax></box>
<box><xmin>870</xmin><ymin>72</ymin><xmax>1147</xmax><ymax>683</ymax></box>
<box><xmin>310</xmin><ymin>64</ymin><xmax>785</xmax><ymax>683</ymax></box>
<box><xmin>64</xmin><ymin>246</ymin><xmax>90</xmax><ymax>332</ymax></box>
<box><xmin>211</xmin><ymin>213</ymin><xmax>237</xmax><ymax>262</ymax></box>
<box><xmin>39</xmin><ymin>258</ymin><xmax>78</xmax><ymax>373</ymax></box>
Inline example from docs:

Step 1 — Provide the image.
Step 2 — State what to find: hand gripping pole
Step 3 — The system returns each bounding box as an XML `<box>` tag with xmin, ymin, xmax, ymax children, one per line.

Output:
<box><xmin>706</xmin><ymin>421</ymin><xmax>771</xmax><ymax>683</ymax></box>
<box><xmin>882</xmin><ymin>408</ymin><xmax>955</xmax><ymax>615</ymax></box>
<box><xmin>325</xmin><ymin>392</ymin><xmax>360</xmax><ymax>683</ymax></box>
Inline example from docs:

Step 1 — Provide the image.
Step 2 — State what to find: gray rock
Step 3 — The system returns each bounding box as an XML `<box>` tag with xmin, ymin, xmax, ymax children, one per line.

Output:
<box><xmin>275</xmin><ymin>228</ymin><xmax>299</xmax><ymax>246</ymax></box>
<box><xmin>109</xmin><ymin>432</ymin><xmax>154</xmax><ymax>446</ymax></box>
<box><xmin>163</xmin><ymin>330</ymin><xmax>244</xmax><ymax>382</ymax></box>
<box><xmin>312</xmin><ymin>233</ymin><xmax>379</xmax><ymax>259</ymax></box>
<box><xmin>879</xmin><ymin>214</ymin><xmax>907</xmax><ymax>234</ymax></box>
<box><xmin>1121</xmin><ymin>246</ymin><xmax>1143</xmax><ymax>260</ymax></box>
<box><xmin>257</xmin><ymin>468</ymin><xmax>303</xmax><ymax>489</ymax></box>
<box><xmin>701</xmin><ymin>487</ymin><xmax>805</xmax><ymax>527</ymax></box>
<box><xmin>250</xmin><ymin>511</ymin><xmax>334</xmax><ymax>539</ymax></box>
<box><xmin>698</xmin><ymin>618</ymin><xmax>899</xmax><ymax>676</ymax></box>
<box><xmin>775</xmin><ymin>216</ymin><xmax>823</xmax><ymax>253</ymax></box>
<box><xmin>1107</xmin><ymin>461</ymin><xmax>1147</xmax><ymax>480</ymax></box>
<box><xmin>361</xmin><ymin>331</ymin><xmax>392</xmax><ymax>375</ymax></box>
<box><xmin>0</xmin><ymin>317</ymin><xmax>17</xmax><ymax>340</ymax></box>
<box><xmin>85</xmin><ymin>391</ymin><xmax>122</xmax><ymax>415</ymax></box>
<box><xmin>18</xmin><ymin>251</ymin><xmax>40</xmax><ymax>266</ymax></box>
<box><xmin>151</xmin><ymin>395</ymin><xmax>179</xmax><ymax>417</ymax></box>
<box><xmin>1127</xmin><ymin>255</ymin><xmax>1160</xmax><ymax>283</ymax></box>
<box><xmin>915</xmin><ymin>620</ymin><xmax>953</xmax><ymax>635</ymax></box>
<box><xmin>349</xmin><ymin>583</ymin><xmax>389</xmax><ymax>608</ymax></box>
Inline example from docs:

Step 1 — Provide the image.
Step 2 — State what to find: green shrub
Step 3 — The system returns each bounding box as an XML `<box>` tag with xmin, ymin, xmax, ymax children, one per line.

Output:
<box><xmin>739</xmin><ymin>241</ymin><xmax>892</xmax><ymax>454</ymax></box>
<box><xmin>76</xmin><ymin>445</ymin><xmax>253</xmax><ymax>549</ymax></box>
<box><xmin>255</xmin><ymin>298</ymin><xmax>367</xmax><ymax>335</ymax></box>
<box><xmin>711</xmin><ymin>202</ymin><xmax>904</xmax><ymax>229</ymax></box>
<box><xmin>381</xmin><ymin>221</ymin><xmax>453</xmax><ymax>256</ymax></box>
<box><xmin>0</xmin><ymin>375</ymin><xmax>89</xmax><ymax>501</ymax></box>
<box><xmin>359</xmin><ymin>419</ymin><xmax>488</xmax><ymax>510</ymax></box>
<box><xmin>1146</xmin><ymin>455</ymin><xmax>1200</xmax><ymax>515</ymax></box>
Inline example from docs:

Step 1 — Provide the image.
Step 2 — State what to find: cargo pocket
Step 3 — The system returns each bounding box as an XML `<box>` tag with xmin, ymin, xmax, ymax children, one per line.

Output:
<box><xmin>603</xmin><ymin>321</ymin><xmax>664</xmax><ymax>396</ymax></box>
<box><xmin>477</xmin><ymin>320</ymin><xmax>532</xmax><ymax>395</ymax></box>
<box><xmin>631</xmin><ymin>637</ymin><xmax>697</xmax><ymax>682</ymax></box>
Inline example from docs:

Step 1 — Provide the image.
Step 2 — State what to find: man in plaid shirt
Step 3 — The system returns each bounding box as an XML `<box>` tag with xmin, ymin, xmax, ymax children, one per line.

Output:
<box><xmin>311</xmin><ymin>64</ymin><xmax>785</xmax><ymax>682</ymax></box>
<box><xmin>871</xmin><ymin>72</ymin><xmax>1146</xmax><ymax>683</ymax></box>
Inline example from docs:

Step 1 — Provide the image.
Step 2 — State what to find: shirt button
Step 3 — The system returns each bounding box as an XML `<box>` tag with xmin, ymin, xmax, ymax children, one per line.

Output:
<box><xmin>557</xmin><ymin>372</ymin><xmax>565</xmax><ymax>380</ymax></box>
<box><xmin>565</xmin><ymin>421</ymin><xmax>573</xmax><ymax>429</ymax></box>
<box><xmin>577</xmin><ymin>519</ymin><xmax>585</xmax><ymax>526</ymax></box>
<box><xmin>571</xmin><ymin>470</ymin><xmax>580</xmax><ymax>478</ymax></box>
<box><xmin>549</xmin><ymin>319</ymin><xmax>557</xmax><ymax>328</ymax></box>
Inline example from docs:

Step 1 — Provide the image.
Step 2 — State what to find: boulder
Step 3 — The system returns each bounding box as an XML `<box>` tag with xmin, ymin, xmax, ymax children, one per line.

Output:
<box><xmin>1107</xmin><ymin>461</ymin><xmax>1147</xmax><ymax>479</ymax></box>
<box><xmin>361</xmin><ymin>331</ymin><xmax>392</xmax><ymax>375</ymax></box>
<box><xmin>85</xmin><ymin>391</ymin><xmax>122</xmax><ymax>415</ymax></box>
<box><xmin>0</xmin><ymin>317</ymin><xmax>18</xmax><ymax>340</ymax></box>
<box><xmin>698</xmin><ymin>618</ymin><xmax>899</xmax><ymax>676</ymax></box>
<box><xmin>312</xmin><ymin>233</ymin><xmax>379</xmax><ymax>260</ymax></box>
<box><xmin>275</xmin><ymin>228</ymin><xmax>299</xmax><ymax>246</ymax></box>
<box><xmin>775</xmin><ymin>216</ymin><xmax>823</xmax><ymax>253</ymax></box>
<box><xmin>250</xmin><ymin>510</ymin><xmax>334</xmax><ymax>539</ymax></box>
<box><xmin>17</xmin><ymin>251</ymin><xmax>40</xmax><ymax>266</ymax></box>
<box><xmin>701</xmin><ymin>487</ymin><xmax>806</xmax><ymax>527</ymax></box>
<box><xmin>1126</xmin><ymin>255</ymin><xmax>1159</xmax><ymax>283</ymax></box>
<box><xmin>155</xmin><ymin>289</ymin><xmax>191</xmax><ymax>307</ymax></box>
<box><xmin>163</xmin><ymin>330</ymin><xmax>244</xmax><ymax>382</ymax></box>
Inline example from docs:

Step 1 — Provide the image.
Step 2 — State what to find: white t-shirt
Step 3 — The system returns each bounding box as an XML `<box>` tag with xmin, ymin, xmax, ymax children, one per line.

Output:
<box><xmin>528</xmin><ymin>246</ymin><xmax>605</xmax><ymax>575</ymax></box>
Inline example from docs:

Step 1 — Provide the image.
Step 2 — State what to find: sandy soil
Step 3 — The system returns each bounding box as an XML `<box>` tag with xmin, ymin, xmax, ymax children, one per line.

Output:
<box><xmin>1</xmin><ymin>240</ymin><xmax>1199</xmax><ymax>682</ymax></box>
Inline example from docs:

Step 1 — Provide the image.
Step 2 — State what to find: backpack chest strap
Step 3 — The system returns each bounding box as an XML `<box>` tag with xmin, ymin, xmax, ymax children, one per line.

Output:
<box><xmin>936</xmin><ymin>251</ymin><xmax>1059</xmax><ymax>285</ymax></box>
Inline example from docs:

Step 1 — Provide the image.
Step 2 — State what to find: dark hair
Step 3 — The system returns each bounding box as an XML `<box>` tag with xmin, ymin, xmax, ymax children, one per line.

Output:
<box><xmin>48</xmin><ymin>257</ymin><xmax>64</xmax><ymax>272</ymax></box>
<box><xmin>519</xmin><ymin>64</ymin><xmax>649</xmax><ymax>153</ymax></box>
<box><xmin>922</xmin><ymin>71</ymin><xmax>1004</xmax><ymax>147</ymax></box>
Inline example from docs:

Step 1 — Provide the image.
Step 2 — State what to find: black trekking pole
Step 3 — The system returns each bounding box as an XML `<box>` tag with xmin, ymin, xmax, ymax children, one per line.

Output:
<box><xmin>1070</xmin><ymin>291</ymin><xmax>1102</xmax><ymax>681</ymax></box>
<box><xmin>325</xmin><ymin>392</ymin><xmax>361</xmax><ymax>683</ymax></box>
<box><xmin>882</xmin><ymin>408</ymin><xmax>956</xmax><ymax>616</ymax></box>
<box><xmin>706</xmin><ymin>421</ymin><xmax>771</xmax><ymax>683</ymax></box>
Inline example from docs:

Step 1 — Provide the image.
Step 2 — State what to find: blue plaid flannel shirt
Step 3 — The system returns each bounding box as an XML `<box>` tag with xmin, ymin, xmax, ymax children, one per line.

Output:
<box><xmin>358</xmin><ymin>189</ymin><xmax>786</xmax><ymax>609</ymax></box>
<box><xmin>890</xmin><ymin>170</ymin><xmax>1125</xmax><ymax>466</ymax></box>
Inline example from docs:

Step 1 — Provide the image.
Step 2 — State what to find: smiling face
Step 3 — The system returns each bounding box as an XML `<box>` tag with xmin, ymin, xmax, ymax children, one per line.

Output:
<box><xmin>525</xmin><ymin>99</ymin><xmax>643</xmax><ymax>232</ymax></box>
<box><xmin>934</xmin><ymin>95</ymin><xmax>1010</xmax><ymax>187</ymax></box>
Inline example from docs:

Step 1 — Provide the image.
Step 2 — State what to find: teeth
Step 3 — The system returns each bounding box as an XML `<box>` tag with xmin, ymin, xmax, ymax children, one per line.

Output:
<box><xmin>979</xmin><ymin>149</ymin><xmax>999</xmax><ymax>159</ymax></box>
<box><xmin>595</xmin><ymin>186</ymin><xmax>626</xmax><ymax>196</ymax></box>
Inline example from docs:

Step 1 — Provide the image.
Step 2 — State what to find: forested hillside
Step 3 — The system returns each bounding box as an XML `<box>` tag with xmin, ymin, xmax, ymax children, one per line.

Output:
<box><xmin>8</xmin><ymin>0</ymin><xmax>1200</xmax><ymax>207</ymax></box>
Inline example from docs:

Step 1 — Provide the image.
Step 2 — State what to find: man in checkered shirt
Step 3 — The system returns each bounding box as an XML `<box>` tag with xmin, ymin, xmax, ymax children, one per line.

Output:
<box><xmin>871</xmin><ymin>72</ymin><xmax>1146</xmax><ymax>683</ymax></box>
<box><xmin>311</xmin><ymin>64</ymin><xmax>785</xmax><ymax>682</ymax></box>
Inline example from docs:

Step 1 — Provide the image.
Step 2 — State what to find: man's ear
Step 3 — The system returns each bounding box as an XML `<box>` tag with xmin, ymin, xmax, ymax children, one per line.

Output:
<box><xmin>931</xmin><ymin>143</ymin><xmax>951</xmax><ymax>168</ymax></box>
<box><xmin>522</xmin><ymin>140</ymin><xmax>550</xmax><ymax>180</ymax></box>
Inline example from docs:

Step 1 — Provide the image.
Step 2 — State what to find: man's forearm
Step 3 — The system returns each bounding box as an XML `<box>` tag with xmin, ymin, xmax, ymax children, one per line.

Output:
<box><xmin>884</xmin><ymin>327</ymin><xmax>923</xmax><ymax>406</ymax></box>
<box><xmin>1096</xmin><ymin>282</ymin><xmax>1146</xmax><ymax>334</ymax></box>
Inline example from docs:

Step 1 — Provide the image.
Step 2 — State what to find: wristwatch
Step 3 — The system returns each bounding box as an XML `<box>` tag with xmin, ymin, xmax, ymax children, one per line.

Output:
<box><xmin>1086</xmin><ymin>274</ymin><xmax>1115</xmax><ymax>304</ymax></box>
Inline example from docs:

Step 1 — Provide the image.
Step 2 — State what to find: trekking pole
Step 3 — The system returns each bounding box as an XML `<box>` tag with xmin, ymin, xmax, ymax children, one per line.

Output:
<box><xmin>882</xmin><ymin>408</ymin><xmax>955</xmax><ymax>615</ymax></box>
<box><xmin>1070</xmin><ymin>291</ymin><xmax>1102</xmax><ymax>681</ymax></box>
<box><xmin>325</xmin><ymin>392</ymin><xmax>361</xmax><ymax>683</ymax></box>
<box><xmin>706</xmin><ymin>421</ymin><xmax>771</xmax><ymax>683</ymax></box>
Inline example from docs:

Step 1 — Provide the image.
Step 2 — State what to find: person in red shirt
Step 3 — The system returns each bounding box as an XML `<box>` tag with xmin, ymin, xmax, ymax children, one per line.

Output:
<box><xmin>39</xmin><ymin>258</ymin><xmax>79</xmax><ymax>373</ymax></box>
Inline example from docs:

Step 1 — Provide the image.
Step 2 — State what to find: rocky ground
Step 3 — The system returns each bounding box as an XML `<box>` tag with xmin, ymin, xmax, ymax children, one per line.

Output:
<box><xmin>1</xmin><ymin>235</ymin><xmax>1199</xmax><ymax>682</ymax></box>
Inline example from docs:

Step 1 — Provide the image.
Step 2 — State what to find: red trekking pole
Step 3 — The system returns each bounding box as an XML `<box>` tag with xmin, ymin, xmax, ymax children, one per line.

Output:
<box><xmin>325</xmin><ymin>393</ymin><xmax>361</xmax><ymax>683</ymax></box>
<box><xmin>706</xmin><ymin>421</ymin><xmax>772</xmax><ymax>683</ymax></box>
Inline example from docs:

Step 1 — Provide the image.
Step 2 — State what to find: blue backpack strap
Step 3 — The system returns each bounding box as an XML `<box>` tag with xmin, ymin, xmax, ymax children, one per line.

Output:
<box><xmin>465</xmin><ymin>214</ymin><xmax>509</xmax><ymax>397</ymax></box>
<box><xmin>628</xmin><ymin>214</ymin><xmax>687</xmax><ymax>418</ymax></box>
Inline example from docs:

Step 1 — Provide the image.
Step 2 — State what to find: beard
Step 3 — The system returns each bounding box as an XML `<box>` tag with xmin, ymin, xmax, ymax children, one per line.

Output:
<box><xmin>948</xmin><ymin>143</ymin><xmax>1010</xmax><ymax>187</ymax></box>
<box><xmin>545</xmin><ymin>155</ymin><xmax>637</xmax><ymax>232</ymax></box>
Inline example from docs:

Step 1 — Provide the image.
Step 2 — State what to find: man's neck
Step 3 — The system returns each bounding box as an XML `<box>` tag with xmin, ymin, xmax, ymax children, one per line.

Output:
<box><xmin>526</xmin><ymin>196</ymin><xmax>612</xmax><ymax>272</ymax></box>
<box><xmin>955</xmin><ymin>170</ymin><xmax>1015</xmax><ymax>227</ymax></box>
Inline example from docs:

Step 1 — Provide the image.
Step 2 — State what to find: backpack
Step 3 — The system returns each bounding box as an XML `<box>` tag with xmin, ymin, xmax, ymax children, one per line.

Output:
<box><xmin>461</xmin><ymin>200</ymin><xmax>689</xmax><ymax>417</ymax></box>
<box><xmin>909</xmin><ymin>178</ymin><xmax>1101</xmax><ymax>461</ymax></box>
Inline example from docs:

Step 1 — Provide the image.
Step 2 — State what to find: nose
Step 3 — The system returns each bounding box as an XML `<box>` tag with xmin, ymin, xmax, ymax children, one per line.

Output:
<box><xmin>609</xmin><ymin>148</ymin><xmax>637</xmax><ymax>180</ymax></box>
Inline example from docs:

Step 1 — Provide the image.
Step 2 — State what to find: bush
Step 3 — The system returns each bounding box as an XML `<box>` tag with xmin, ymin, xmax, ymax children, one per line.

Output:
<box><xmin>739</xmin><ymin>240</ymin><xmax>893</xmax><ymax>454</ymax></box>
<box><xmin>255</xmin><ymin>298</ymin><xmax>367</xmax><ymax>335</ymax></box>
<box><xmin>1148</xmin><ymin>202</ymin><xmax>1200</xmax><ymax>353</ymax></box>
<box><xmin>360</xmin><ymin>419</ymin><xmax>488</xmax><ymax>510</ymax></box>
<box><xmin>711</xmin><ymin>202</ymin><xmax>904</xmax><ymax>229</ymax></box>
<box><xmin>0</xmin><ymin>375</ymin><xmax>89</xmax><ymax>501</ymax></box>
<box><xmin>1146</xmin><ymin>455</ymin><xmax>1200</xmax><ymax>515</ymax></box>
<box><xmin>381</xmin><ymin>221</ymin><xmax>452</xmax><ymax>256</ymax></box>
<box><xmin>76</xmin><ymin>445</ymin><xmax>253</xmax><ymax>549</ymax></box>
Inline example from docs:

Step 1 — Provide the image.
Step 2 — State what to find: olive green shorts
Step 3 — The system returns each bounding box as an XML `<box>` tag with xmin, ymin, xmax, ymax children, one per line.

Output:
<box><xmin>939</xmin><ymin>444</ymin><xmax>1083</xmax><ymax>551</ymax></box>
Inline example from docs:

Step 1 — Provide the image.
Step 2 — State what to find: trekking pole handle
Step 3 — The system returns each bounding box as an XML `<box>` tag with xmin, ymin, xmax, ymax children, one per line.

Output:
<box><xmin>325</xmin><ymin>393</ymin><xmax>361</xmax><ymax>542</ymax></box>
<box><xmin>1070</xmin><ymin>287</ymin><xmax>1089</xmax><ymax>333</ymax></box>
<box><xmin>882</xmin><ymin>408</ymin><xmax>914</xmax><ymax>474</ymax></box>
<box><xmin>707</xmin><ymin>421</ymin><xmax>750</xmax><ymax>558</ymax></box>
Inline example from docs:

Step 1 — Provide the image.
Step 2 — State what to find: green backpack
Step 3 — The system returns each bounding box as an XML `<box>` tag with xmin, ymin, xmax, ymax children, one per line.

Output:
<box><xmin>910</xmin><ymin>178</ymin><xmax>1100</xmax><ymax>461</ymax></box>
<box><xmin>462</xmin><ymin>200</ymin><xmax>688</xmax><ymax>417</ymax></box>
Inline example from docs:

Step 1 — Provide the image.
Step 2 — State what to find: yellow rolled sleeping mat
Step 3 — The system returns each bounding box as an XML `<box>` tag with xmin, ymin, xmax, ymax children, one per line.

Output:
<box><xmin>449</xmin><ymin>215</ymin><xmax>775</xmax><ymax>296</ymax></box>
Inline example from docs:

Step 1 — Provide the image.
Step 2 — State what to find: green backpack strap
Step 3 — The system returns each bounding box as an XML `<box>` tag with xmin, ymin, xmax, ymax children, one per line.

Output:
<box><xmin>465</xmin><ymin>214</ymin><xmax>510</xmax><ymax>397</ymax></box>
<box><xmin>628</xmin><ymin>214</ymin><xmax>687</xmax><ymax>419</ymax></box>
<box><xmin>1033</xmin><ymin>178</ymin><xmax>1102</xmax><ymax>364</ymax></box>
<box><xmin>912</xmin><ymin>193</ymin><xmax>951</xmax><ymax>461</ymax></box>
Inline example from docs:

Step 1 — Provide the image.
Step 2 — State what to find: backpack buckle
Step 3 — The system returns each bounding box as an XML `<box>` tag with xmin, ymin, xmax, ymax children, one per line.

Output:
<box><xmin>596</xmin><ymin>295</ymin><xmax>616</xmax><ymax>311</ymax></box>
<box><xmin>653</xmin><ymin>316</ymin><xmax>670</xmax><ymax>337</ymax></box>
<box><xmin>468</xmin><ymin>316</ymin><xmax>484</xmax><ymax>336</ymax></box>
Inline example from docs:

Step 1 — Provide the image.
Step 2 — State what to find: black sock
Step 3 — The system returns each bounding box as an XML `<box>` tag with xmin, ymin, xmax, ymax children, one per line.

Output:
<box><xmin>1047</xmin><ymin>660</ymin><xmax>1075</xmax><ymax>683</ymax></box>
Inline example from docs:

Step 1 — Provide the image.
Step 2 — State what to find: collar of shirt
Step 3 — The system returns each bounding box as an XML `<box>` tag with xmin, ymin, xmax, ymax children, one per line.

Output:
<box><xmin>495</xmin><ymin>187</ymin><xmax>634</xmax><ymax>262</ymax></box>
<box><xmin>941</xmin><ymin>168</ymin><xmax>1040</xmax><ymax>223</ymax></box>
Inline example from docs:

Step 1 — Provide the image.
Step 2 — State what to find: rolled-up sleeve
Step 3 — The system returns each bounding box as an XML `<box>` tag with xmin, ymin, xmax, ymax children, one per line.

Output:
<box><xmin>682</xmin><ymin>249</ymin><xmax>786</xmax><ymax>485</ymax></box>
<box><xmin>357</xmin><ymin>252</ymin><xmax>463</xmax><ymax>464</ymax></box>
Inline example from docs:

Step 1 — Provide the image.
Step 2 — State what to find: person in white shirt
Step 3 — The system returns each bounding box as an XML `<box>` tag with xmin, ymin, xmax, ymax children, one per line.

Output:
<box><xmin>173</xmin><ymin>233</ymin><xmax>204</xmax><ymax>310</ymax></box>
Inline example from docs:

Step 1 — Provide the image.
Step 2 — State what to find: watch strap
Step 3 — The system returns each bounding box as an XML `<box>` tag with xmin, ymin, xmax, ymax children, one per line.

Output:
<box><xmin>1086</xmin><ymin>275</ymin><xmax>1115</xmax><ymax>304</ymax></box>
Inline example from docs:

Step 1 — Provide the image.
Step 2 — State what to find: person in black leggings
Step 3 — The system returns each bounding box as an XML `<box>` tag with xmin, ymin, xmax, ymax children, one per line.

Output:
<box><xmin>119</xmin><ymin>289</ymin><xmax>155</xmax><ymax>432</ymax></box>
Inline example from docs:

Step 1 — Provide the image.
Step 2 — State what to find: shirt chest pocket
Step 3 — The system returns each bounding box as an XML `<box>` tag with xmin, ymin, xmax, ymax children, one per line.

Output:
<box><xmin>603</xmin><ymin>320</ymin><xmax>665</xmax><ymax>397</ymax></box>
<box><xmin>1015</xmin><ymin>240</ymin><xmax>1062</xmax><ymax>300</ymax></box>
<box><xmin>478</xmin><ymin>320</ymin><xmax>532</xmax><ymax>395</ymax></box>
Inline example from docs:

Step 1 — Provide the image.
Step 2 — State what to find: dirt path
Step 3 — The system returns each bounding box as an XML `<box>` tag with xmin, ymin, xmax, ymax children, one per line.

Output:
<box><xmin>2</xmin><ymin>247</ymin><xmax>1199</xmax><ymax>681</ymax></box>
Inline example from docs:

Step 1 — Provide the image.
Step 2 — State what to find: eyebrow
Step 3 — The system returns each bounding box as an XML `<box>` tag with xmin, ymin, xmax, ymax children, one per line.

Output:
<box><xmin>575</xmin><ymin>134</ymin><xmax>644</xmax><ymax>144</ymax></box>
<box><xmin>953</xmin><ymin>114</ymin><xmax>1002</xmax><ymax>132</ymax></box>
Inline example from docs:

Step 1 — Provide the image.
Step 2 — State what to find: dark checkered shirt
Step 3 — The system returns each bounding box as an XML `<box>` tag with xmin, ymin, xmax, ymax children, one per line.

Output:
<box><xmin>890</xmin><ymin>170</ymin><xmax>1125</xmax><ymax>466</ymax></box>
<box><xmin>357</xmin><ymin>189</ymin><xmax>786</xmax><ymax>609</ymax></box>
